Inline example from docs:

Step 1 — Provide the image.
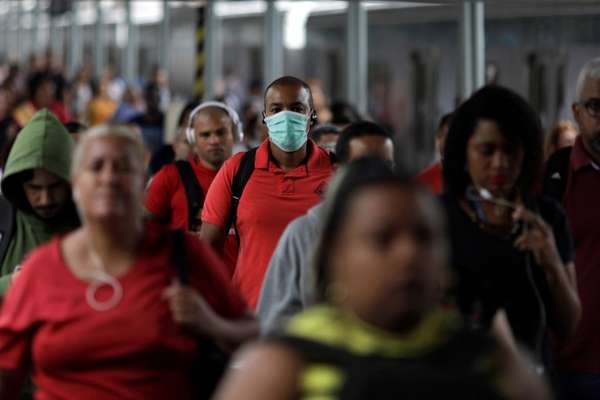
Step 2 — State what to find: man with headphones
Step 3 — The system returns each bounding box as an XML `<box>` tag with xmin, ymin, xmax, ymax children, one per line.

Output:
<box><xmin>144</xmin><ymin>101</ymin><xmax>242</xmax><ymax>273</ymax></box>
<box><xmin>200</xmin><ymin>76</ymin><xmax>334</xmax><ymax>310</ymax></box>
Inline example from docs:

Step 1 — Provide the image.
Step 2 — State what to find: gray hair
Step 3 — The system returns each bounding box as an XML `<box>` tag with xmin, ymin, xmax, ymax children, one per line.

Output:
<box><xmin>71</xmin><ymin>124</ymin><xmax>147</xmax><ymax>178</ymax></box>
<box><xmin>575</xmin><ymin>57</ymin><xmax>600</xmax><ymax>102</ymax></box>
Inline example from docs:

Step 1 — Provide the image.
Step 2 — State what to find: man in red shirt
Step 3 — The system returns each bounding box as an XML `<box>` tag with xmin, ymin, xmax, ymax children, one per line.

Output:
<box><xmin>549</xmin><ymin>58</ymin><xmax>600</xmax><ymax>399</ymax></box>
<box><xmin>145</xmin><ymin>101</ymin><xmax>240</xmax><ymax>230</ymax></box>
<box><xmin>416</xmin><ymin>112</ymin><xmax>452</xmax><ymax>195</ymax></box>
<box><xmin>200</xmin><ymin>76</ymin><xmax>334</xmax><ymax>309</ymax></box>
<box><xmin>144</xmin><ymin>101</ymin><xmax>241</xmax><ymax>274</ymax></box>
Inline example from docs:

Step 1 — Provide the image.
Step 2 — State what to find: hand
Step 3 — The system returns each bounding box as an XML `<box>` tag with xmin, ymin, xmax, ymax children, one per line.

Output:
<box><xmin>513</xmin><ymin>206</ymin><xmax>562</xmax><ymax>270</ymax></box>
<box><xmin>162</xmin><ymin>280</ymin><xmax>223</xmax><ymax>338</ymax></box>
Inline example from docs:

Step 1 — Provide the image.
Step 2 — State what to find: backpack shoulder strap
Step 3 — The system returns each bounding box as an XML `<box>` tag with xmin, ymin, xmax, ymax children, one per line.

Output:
<box><xmin>225</xmin><ymin>148</ymin><xmax>257</xmax><ymax>245</ymax></box>
<box><xmin>0</xmin><ymin>196</ymin><xmax>16</xmax><ymax>267</ymax></box>
<box><xmin>174</xmin><ymin>160</ymin><xmax>204</xmax><ymax>231</ymax></box>
<box><xmin>170</xmin><ymin>229</ymin><xmax>189</xmax><ymax>286</ymax></box>
<box><xmin>542</xmin><ymin>146</ymin><xmax>572</xmax><ymax>203</ymax></box>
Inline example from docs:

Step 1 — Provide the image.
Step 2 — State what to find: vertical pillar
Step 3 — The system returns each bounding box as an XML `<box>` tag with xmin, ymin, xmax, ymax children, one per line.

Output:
<box><xmin>204</xmin><ymin>1</ymin><xmax>220</xmax><ymax>100</ymax></box>
<box><xmin>94</xmin><ymin>0</ymin><xmax>104</xmax><ymax>78</ymax></box>
<box><xmin>263</xmin><ymin>2</ymin><xmax>284</xmax><ymax>86</ymax></box>
<box><xmin>194</xmin><ymin>6</ymin><xmax>206</xmax><ymax>98</ymax></box>
<box><xmin>124</xmin><ymin>0</ymin><xmax>138</xmax><ymax>82</ymax></box>
<box><xmin>16</xmin><ymin>2</ymin><xmax>23</xmax><ymax>62</ymax></box>
<box><xmin>69</xmin><ymin>2</ymin><xmax>82</xmax><ymax>76</ymax></box>
<box><xmin>460</xmin><ymin>1</ymin><xmax>485</xmax><ymax>99</ymax></box>
<box><xmin>346</xmin><ymin>1</ymin><xmax>368</xmax><ymax>115</ymax></box>
<box><xmin>159</xmin><ymin>0</ymin><xmax>170</xmax><ymax>70</ymax></box>
<box><xmin>1</xmin><ymin>5</ymin><xmax>7</xmax><ymax>59</ymax></box>
<box><xmin>31</xmin><ymin>0</ymin><xmax>40</xmax><ymax>56</ymax></box>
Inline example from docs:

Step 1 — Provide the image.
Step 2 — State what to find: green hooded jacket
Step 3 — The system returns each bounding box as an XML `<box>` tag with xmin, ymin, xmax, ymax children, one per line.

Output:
<box><xmin>0</xmin><ymin>109</ymin><xmax>79</xmax><ymax>295</ymax></box>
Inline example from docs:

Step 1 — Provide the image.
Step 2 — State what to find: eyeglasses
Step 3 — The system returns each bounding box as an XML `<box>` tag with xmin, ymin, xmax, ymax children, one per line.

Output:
<box><xmin>579</xmin><ymin>98</ymin><xmax>600</xmax><ymax>118</ymax></box>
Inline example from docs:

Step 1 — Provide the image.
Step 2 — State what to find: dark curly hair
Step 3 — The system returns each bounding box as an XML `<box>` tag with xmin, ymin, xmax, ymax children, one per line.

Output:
<box><xmin>442</xmin><ymin>85</ymin><xmax>543</xmax><ymax>199</ymax></box>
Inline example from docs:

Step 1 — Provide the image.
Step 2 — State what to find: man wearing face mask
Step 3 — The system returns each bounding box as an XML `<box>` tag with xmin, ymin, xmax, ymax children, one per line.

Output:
<box><xmin>201</xmin><ymin>76</ymin><xmax>334</xmax><ymax>309</ymax></box>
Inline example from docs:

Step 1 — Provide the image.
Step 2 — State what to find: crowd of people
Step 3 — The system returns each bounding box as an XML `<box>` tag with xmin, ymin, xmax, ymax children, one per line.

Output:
<box><xmin>0</xmin><ymin>49</ymin><xmax>597</xmax><ymax>400</ymax></box>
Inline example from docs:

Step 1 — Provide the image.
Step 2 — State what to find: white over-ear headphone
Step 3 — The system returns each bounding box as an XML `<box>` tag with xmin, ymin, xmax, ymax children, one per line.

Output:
<box><xmin>185</xmin><ymin>101</ymin><xmax>244</xmax><ymax>145</ymax></box>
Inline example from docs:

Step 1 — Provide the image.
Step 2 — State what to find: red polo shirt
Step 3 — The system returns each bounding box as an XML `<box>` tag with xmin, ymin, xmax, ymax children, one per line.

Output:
<box><xmin>555</xmin><ymin>136</ymin><xmax>600</xmax><ymax>373</ymax></box>
<box><xmin>202</xmin><ymin>139</ymin><xmax>334</xmax><ymax>309</ymax></box>
<box><xmin>145</xmin><ymin>157</ymin><xmax>218</xmax><ymax>229</ymax></box>
<box><xmin>416</xmin><ymin>162</ymin><xmax>443</xmax><ymax>195</ymax></box>
<box><xmin>144</xmin><ymin>157</ymin><xmax>237</xmax><ymax>276</ymax></box>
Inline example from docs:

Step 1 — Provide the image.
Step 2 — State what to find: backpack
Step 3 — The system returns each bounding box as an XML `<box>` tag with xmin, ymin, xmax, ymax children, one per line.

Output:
<box><xmin>174</xmin><ymin>148</ymin><xmax>257</xmax><ymax>239</ymax></box>
<box><xmin>174</xmin><ymin>160</ymin><xmax>205</xmax><ymax>231</ymax></box>
<box><xmin>541</xmin><ymin>146</ymin><xmax>572</xmax><ymax>203</ymax></box>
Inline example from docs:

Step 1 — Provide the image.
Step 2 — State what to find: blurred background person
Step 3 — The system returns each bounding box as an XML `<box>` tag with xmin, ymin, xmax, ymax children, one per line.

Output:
<box><xmin>13</xmin><ymin>72</ymin><xmax>71</xmax><ymax>127</ymax></box>
<box><xmin>544</xmin><ymin>120</ymin><xmax>578</xmax><ymax>160</ymax></box>
<box><xmin>329</xmin><ymin>100</ymin><xmax>363</xmax><ymax>129</ymax></box>
<box><xmin>70</xmin><ymin>65</ymin><xmax>94</xmax><ymax>122</ymax></box>
<box><xmin>86</xmin><ymin>77</ymin><xmax>117</xmax><ymax>127</ymax></box>
<box><xmin>64</xmin><ymin>120</ymin><xmax>88</xmax><ymax>144</ymax></box>
<box><xmin>128</xmin><ymin>82</ymin><xmax>165</xmax><ymax>156</ymax></box>
<box><xmin>309</xmin><ymin>124</ymin><xmax>341</xmax><ymax>154</ymax></box>
<box><xmin>111</xmin><ymin>84</ymin><xmax>144</xmax><ymax>124</ymax></box>
<box><xmin>217</xmin><ymin>157</ymin><xmax>549</xmax><ymax>400</ymax></box>
<box><xmin>416</xmin><ymin>112</ymin><xmax>453</xmax><ymax>195</ymax></box>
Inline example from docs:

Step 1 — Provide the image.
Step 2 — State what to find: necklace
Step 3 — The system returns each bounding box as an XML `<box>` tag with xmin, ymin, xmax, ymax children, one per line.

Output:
<box><xmin>85</xmin><ymin>247</ymin><xmax>123</xmax><ymax>312</ymax></box>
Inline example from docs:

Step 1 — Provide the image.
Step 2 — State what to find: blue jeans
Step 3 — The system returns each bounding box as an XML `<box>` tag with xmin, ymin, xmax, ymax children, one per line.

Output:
<box><xmin>559</xmin><ymin>372</ymin><xmax>600</xmax><ymax>400</ymax></box>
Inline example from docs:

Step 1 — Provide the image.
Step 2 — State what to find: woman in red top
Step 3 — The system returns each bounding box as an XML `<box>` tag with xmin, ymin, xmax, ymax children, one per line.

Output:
<box><xmin>0</xmin><ymin>125</ymin><xmax>257</xmax><ymax>399</ymax></box>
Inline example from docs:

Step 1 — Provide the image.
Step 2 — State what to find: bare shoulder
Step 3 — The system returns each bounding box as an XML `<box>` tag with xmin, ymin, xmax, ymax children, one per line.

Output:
<box><xmin>214</xmin><ymin>341</ymin><xmax>303</xmax><ymax>400</ymax></box>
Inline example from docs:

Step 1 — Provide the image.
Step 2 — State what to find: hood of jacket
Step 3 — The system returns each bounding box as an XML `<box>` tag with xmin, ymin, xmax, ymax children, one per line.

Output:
<box><xmin>1</xmin><ymin>109</ymin><xmax>74</xmax><ymax>212</ymax></box>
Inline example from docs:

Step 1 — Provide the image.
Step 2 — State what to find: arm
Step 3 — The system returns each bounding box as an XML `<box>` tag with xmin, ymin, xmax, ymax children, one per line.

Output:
<box><xmin>200</xmin><ymin>156</ymin><xmax>237</xmax><ymax>250</ymax></box>
<box><xmin>143</xmin><ymin>167</ymin><xmax>175</xmax><ymax>224</ymax></box>
<box><xmin>163</xmin><ymin>282</ymin><xmax>259</xmax><ymax>348</ymax></box>
<box><xmin>199</xmin><ymin>222</ymin><xmax>226</xmax><ymax>250</ymax></box>
<box><xmin>0</xmin><ymin>368</ymin><xmax>28</xmax><ymax>400</ymax></box>
<box><xmin>494</xmin><ymin>340</ymin><xmax>551</xmax><ymax>400</ymax></box>
<box><xmin>213</xmin><ymin>342</ymin><xmax>302</xmax><ymax>400</ymax></box>
<box><xmin>513</xmin><ymin>207</ymin><xmax>581</xmax><ymax>339</ymax></box>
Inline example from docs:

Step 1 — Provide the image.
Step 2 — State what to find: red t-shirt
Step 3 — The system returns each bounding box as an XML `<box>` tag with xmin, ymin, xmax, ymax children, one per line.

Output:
<box><xmin>555</xmin><ymin>136</ymin><xmax>600</xmax><ymax>373</ymax></box>
<box><xmin>144</xmin><ymin>158</ymin><xmax>238</xmax><ymax>276</ymax></box>
<box><xmin>202</xmin><ymin>139</ymin><xmax>333</xmax><ymax>309</ymax></box>
<box><xmin>0</xmin><ymin>222</ymin><xmax>247</xmax><ymax>400</ymax></box>
<box><xmin>415</xmin><ymin>162</ymin><xmax>443</xmax><ymax>195</ymax></box>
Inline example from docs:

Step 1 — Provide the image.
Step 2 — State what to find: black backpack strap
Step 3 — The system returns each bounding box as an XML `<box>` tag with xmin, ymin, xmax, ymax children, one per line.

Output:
<box><xmin>225</xmin><ymin>148</ymin><xmax>257</xmax><ymax>246</ymax></box>
<box><xmin>170</xmin><ymin>229</ymin><xmax>190</xmax><ymax>285</ymax></box>
<box><xmin>542</xmin><ymin>146</ymin><xmax>572</xmax><ymax>203</ymax></box>
<box><xmin>174</xmin><ymin>160</ymin><xmax>204</xmax><ymax>231</ymax></box>
<box><xmin>0</xmin><ymin>196</ymin><xmax>15</xmax><ymax>267</ymax></box>
<box><xmin>169</xmin><ymin>228</ymin><xmax>229</xmax><ymax>398</ymax></box>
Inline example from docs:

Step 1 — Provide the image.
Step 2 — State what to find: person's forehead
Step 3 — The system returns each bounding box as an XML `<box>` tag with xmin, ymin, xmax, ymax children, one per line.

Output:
<box><xmin>349</xmin><ymin>135</ymin><xmax>392</xmax><ymax>149</ymax></box>
<box><xmin>86</xmin><ymin>136</ymin><xmax>136</xmax><ymax>159</ymax></box>
<box><xmin>29</xmin><ymin>168</ymin><xmax>61</xmax><ymax>184</ymax></box>
<box><xmin>194</xmin><ymin>108</ymin><xmax>232</xmax><ymax>130</ymax></box>
<box><xmin>195</xmin><ymin>106</ymin><xmax>230</xmax><ymax>121</ymax></box>
<box><xmin>265</xmin><ymin>84</ymin><xmax>310</xmax><ymax>105</ymax></box>
<box><xmin>581</xmin><ymin>77</ymin><xmax>600</xmax><ymax>99</ymax></box>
